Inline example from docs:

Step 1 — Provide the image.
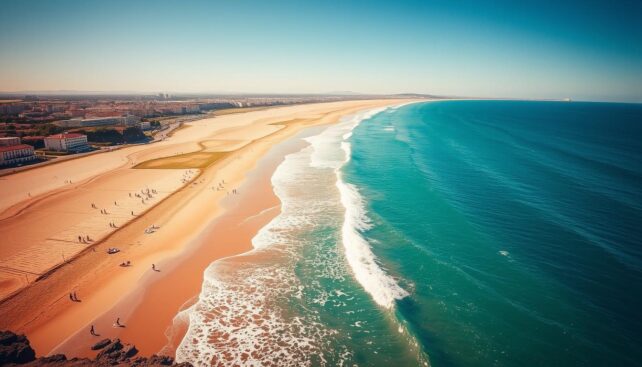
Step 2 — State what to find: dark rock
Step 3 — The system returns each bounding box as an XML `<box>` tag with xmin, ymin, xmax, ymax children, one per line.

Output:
<box><xmin>90</xmin><ymin>339</ymin><xmax>112</xmax><ymax>351</ymax></box>
<box><xmin>147</xmin><ymin>354</ymin><xmax>175</xmax><ymax>365</ymax></box>
<box><xmin>130</xmin><ymin>356</ymin><xmax>148</xmax><ymax>366</ymax></box>
<box><xmin>121</xmin><ymin>344</ymin><xmax>139</xmax><ymax>359</ymax></box>
<box><xmin>1</xmin><ymin>331</ymin><xmax>188</xmax><ymax>366</ymax></box>
<box><xmin>96</xmin><ymin>339</ymin><xmax>123</xmax><ymax>360</ymax></box>
<box><xmin>37</xmin><ymin>354</ymin><xmax>67</xmax><ymax>363</ymax></box>
<box><xmin>0</xmin><ymin>330</ymin><xmax>21</xmax><ymax>345</ymax></box>
<box><xmin>0</xmin><ymin>330</ymin><xmax>36</xmax><ymax>364</ymax></box>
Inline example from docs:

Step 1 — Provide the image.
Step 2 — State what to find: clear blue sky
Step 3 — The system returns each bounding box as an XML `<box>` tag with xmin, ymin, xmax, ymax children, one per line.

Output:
<box><xmin>1</xmin><ymin>0</ymin><xmax>640</xmax><ymax>102</ymax></box>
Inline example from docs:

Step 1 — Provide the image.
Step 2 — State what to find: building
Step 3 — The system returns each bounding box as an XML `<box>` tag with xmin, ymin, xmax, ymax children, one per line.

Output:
<box><xmin>54</xmin><ymin>116</ymin><xmax>124</xmax><ymax>128</ymax></box>
<box><xmin>120</xmin><ymin>114</ymin><xmax>142</xmax><ymax>126</ymax></box>
<box><xmin>44</xmin><ymin>133</ymin><xmax>90</xmax><ymax>152</ymax></box>
<box><xmin>138</xmin><ymin>121</ymin><xmax>151</xmax><ymax>130</ymax></box>
<box><xmin>0</xmin><ymin>144</ymin><xmax>36</xmax><ymax>166</ymax></box>
<box><xmin>183</xmin><ymin>104</ymin><xmax>200</xmax><ymax>114</ymax></box>
<box><xmin>79</xmin><ymin>117</ymin><xmax>121</xmax><ymax>127</ymax></box>
<box><xmin>0</xmin><ymin>103</ymin><xmax>26</xmax><ymax>116</ymax></box>
<box><xmin>0</xmin><ymin>137</ymin><xmax>21</xmax><ymax>146</ymax></box>
<box><xmin>52</xmin><ymin>118</ymin><xmax>83</xmax><ymax>128</ymax></box>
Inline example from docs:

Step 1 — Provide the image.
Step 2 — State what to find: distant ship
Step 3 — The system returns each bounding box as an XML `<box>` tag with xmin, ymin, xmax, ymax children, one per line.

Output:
<box><xmin>563</xmin><ymin>97</ymin><xmax>572</xmax><ymax>102</ymax></box>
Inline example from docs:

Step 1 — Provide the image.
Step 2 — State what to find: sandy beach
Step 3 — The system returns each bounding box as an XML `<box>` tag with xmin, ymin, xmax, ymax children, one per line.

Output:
<box><xmin>0</xmin><ymin>99</ymin><xmax>414</xmax><ymax>358</ymax></box>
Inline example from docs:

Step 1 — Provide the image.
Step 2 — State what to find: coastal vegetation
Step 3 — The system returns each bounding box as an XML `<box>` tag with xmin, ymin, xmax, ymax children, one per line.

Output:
<box><xmin>134</xmin><ymin>151</ymin><xmax>227</xmax><ymax>169</ymax></box>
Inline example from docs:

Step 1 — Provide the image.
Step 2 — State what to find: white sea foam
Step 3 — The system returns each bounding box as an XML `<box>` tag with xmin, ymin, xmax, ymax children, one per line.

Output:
<box><xmin>303</xmin><ymin>106</ymin><xmax>409</xmax><ymax>308</ymax></box>
<box><xmin>336</xmin><ymin>173</ymin><xmax>409</xmax><ymax>308</ymax></box>
<box><xmin>306</xmin><ymin>106</ymin><xmax>410</xmax><ymax>309</ymax></box>
<box><xmin>306</xmin><ymin>107</ymin><xmax>386</xmax><ymax>169</ymax></box>
<box><xmin>175</xmin><ymin>258</ymin><xmax>337</xmax><ymax>367</ymax></box>
<box><xmin>175</xmin><ymin>104</ymin><xmax>412</xmax><ymax>366</ymax></box>
<box><xmin>176</xmin><ymin>124</ymin><xmax>348</xmax><ymax>365</ymax></box>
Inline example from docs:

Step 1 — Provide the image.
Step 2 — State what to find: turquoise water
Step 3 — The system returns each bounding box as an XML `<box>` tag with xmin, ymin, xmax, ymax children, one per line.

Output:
<box><xmin>177</xmin><ymin>101</ymin><xmax>642</xmax><ymax>367</ymax></box>
<box><xmin>344</xmin><ymin>100</ymin><xmax>642</xmax><ymax>366</ymax></box>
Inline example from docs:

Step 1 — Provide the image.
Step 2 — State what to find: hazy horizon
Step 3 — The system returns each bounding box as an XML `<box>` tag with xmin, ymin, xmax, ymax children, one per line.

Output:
<box><xmin>1</xmin><ymin>0</ymin><xmax>641</xmax><ymax>102</ymax></box>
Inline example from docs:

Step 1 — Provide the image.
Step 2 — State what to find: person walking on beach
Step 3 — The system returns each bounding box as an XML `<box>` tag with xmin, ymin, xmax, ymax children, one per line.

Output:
<box><xmin>90</xmin><ymin>325</ymin><xmax>96</xmax><ymax>336</ymax></box>
<box><xmin>69</xmin><ymin>293</ymin><xmax>74</xmax><ymax>301</ymax></box>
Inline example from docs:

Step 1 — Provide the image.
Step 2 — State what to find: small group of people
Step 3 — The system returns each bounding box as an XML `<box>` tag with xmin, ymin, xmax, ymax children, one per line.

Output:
<box><xmin>109</xmin><ymin>221</ymin><xmax>117</xmax><ymax>228</ymax></box>
<box><xmin>77</xmin><ymin>235</ymin><xmax>91</xmax><ymax>243</ymax></box>
<box><xmin>100</xmin><ymin>209</ymin><xmax>108</xmax><ymax>214</ymax></box>
<box><xmin>119</xmin><ymin>260</ymin><xmax>131</xmax><ymax>267</ymax></box>
<box><xmin>214</xmin><ymin>179</ymin><xmax>227</xmax><ymax>191</ymax></box>
<box><xmin>140</xmin><ymin>188</ymin><xmax>155</xmax><ymax>200</ymax></box>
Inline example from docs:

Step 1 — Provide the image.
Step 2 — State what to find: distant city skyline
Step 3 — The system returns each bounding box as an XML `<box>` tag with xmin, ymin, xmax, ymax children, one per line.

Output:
<box><xmin>1</xmin><ymin>0</ymin><xmax>641</xmax><ymax>102</ymax></box>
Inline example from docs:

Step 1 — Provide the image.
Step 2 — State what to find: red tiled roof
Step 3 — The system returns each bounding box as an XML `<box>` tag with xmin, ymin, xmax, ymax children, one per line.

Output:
<box><xmin>0</xmin><ymin>144</ymin><xmax>33</xmax><ymax>153</ymax></box>
<box><xmin>46</xmin><ymin>133</ymin><xmax>86</xmax><ymax>139</ymax></box>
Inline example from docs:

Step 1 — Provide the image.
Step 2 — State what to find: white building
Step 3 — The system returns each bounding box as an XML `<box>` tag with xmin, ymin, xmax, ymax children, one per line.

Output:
<box><xmin>44</xmin><ymin>133</ymin><xmax>89</xmax><ymax>152</ymax></box>
<box><xmin>0</xmin><ymin>137</ymin><xmax>21</xmax><ymax>146</ymax></box>
<box><xmin>138</xmin><ymin>121</ymin><xmax>151</xmax><ymax>130</ymax></box>
<box><xmin>0</xmin><ymin>144</ymin><xmax>36</xmax><ymax>166</ymax></box>
<box><xmin>121</xmin><ymin>114</ymin><xmax>142</xmax><ymax>126</ymax></box>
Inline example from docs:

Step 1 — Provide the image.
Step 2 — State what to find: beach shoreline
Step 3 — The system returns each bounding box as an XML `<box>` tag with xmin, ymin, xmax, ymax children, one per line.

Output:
<box><xmin>0</xmin><ymin>99</ymin><xmax>418</xmax><ymax>358</ymax></box>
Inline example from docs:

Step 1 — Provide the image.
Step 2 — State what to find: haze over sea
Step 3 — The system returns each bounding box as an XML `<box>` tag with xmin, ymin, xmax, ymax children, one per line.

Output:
<box><xmin>178</xmin><ymin>100</ymin><xmax>642</xmax><ymax>366</ymax></box>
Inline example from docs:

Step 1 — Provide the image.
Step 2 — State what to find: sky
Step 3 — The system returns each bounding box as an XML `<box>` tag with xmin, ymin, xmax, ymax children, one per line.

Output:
<box><xmin>0</xmin><ymin>0</ymin><xmax>641</xmax><ymax>102</ymax></box>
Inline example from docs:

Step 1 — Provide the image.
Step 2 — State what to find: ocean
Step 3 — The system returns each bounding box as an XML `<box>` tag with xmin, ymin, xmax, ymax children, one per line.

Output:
<box><xmin>176</xmin><ymin>100</ymin><xmax>642</xmax><ymax>366</ymax></box>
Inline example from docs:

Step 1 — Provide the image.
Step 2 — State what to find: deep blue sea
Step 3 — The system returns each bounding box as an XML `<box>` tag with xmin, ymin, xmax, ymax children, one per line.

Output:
<box><xmin>177</xmin><ymin>100</ymin><xmax>642</xmax><ymax>367</ymax></box>
<box><xmin>344</xmin><ymin>100</ymin><xmax>642</xmax><ymax>366</ymax></box>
